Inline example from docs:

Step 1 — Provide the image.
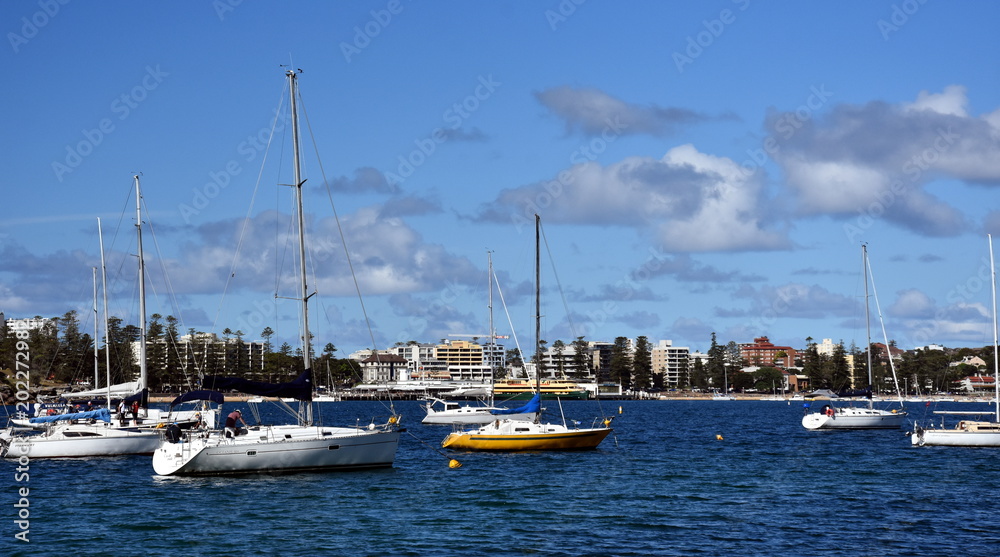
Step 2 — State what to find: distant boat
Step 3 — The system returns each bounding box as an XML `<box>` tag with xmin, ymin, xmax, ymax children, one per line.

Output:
<box><xmin>152</xmin><ymin>69</ymin><xmax>399</xmax><ymax>476</ymax></box>
<box><xmin>802</xmin><ymin>244</ymin><xmax>907</xmax><ymax>430</ymax></box>
<box><xmin>441</xmin><ymin>215</ymin><xmax>613</xmax><ymax>451</ymax></box>
<box><xmin>911</xmin><ymin>235</ymin><xmax>1000</xmax><ymax>447</ymax></box>
<box><xmin>423</xmin><ymin>396</ymin><xmax>535</xmax><ymax>425</ymax></box>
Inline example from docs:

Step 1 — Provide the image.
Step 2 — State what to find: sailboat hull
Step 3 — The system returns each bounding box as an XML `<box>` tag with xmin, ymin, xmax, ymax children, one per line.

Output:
<box><xmin>152</xmin><ymin>425</ymin><xmax>399</xmax><ymax>476</ymax></box>
<box><xmin>802</xmin><ymin>407</ymin><xmax>907</xmax><ymax>430</ymax></box>
<box><xmin>911</xmin><ymin>422</ymin><xmax>1000</xmax><ymax>447</ymax></box>
<box><xmin>442</xmin><ymin>420</ymin><xmax>611</xmax><ymax>451</ymax></box>
<box><xmin>2</xmin><ymin>423</ymin><xmax>162</xmax><ymax>458</ymax></box>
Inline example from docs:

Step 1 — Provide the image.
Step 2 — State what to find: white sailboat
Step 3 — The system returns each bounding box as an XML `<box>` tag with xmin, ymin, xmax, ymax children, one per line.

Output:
<box><xmin>152</xmin><ymin>69</ymin><xmax>399</xmax><ymax>476</ymax></box>
<box><xmin>2</xmin><ymin>183</ymin><xmax>163</xmax><ymax>458</ymax></box>
<box><xmin>712</xmin><ymin>367</ymin><xmax>735</xmax><ymax>400</ymax></box>
<box><xmin>911</xmin><ymin>235</ymin><xmax>1000</xmax><ymax>447</ymax></box>
<box><xmin>802</xmin><ymin>244</ymin><xmax>907</xmax><ymax>430</ymax></box>
<box><xmin>423</xmin><ymin>251</ymin><xmax>534</xmax><ymax>425</ymax></box>
<box><xmin>441</xmin><ymin>215</ymin><xmax>613</xmax><ymax>451</ymax></box>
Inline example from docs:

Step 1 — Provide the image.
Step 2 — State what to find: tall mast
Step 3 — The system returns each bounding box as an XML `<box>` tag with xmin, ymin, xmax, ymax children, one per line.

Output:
<box><xmin>535</xmin><ymin>214</ymin><xmax>541</xmax><ymax>400</ymax></box>
<box><xmin>93</xmin><ymin>267</ymin><xmax>99</xmax><ymax>390</ymax></box>
<box><xmin>98</xmin><ymin>218</ymin><xmax>112</xmax><ymax>410</ymax></box>
<box><xmin>990</xmin><ymin>234</ymin><xmax>999</xmax><ymax>423</ymax></box>
<box><xmin>287</xmin><ymin>68</ymin><xmax>313</xmax><ymax>425</ymax></box>
<box><xmin>863</xmin><ymin>244</ymin><xmax>873</xmax><ymax>408</ymax></box>
<box><xmin>487</xmin><ymin>250</ymin><xmax>495</xmax><ymax>405</ymax></box>
<box><xmin>134</xmin><ymin>175</ymin><xmax>148</xmax><ymax>400</ymax></box>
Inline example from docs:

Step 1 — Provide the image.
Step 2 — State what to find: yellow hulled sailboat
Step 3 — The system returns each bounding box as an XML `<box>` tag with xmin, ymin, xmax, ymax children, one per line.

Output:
<box><xmin>441</xmin><ymin>215</ymin><xmax>613</xmax><ymax>451</ymax></box>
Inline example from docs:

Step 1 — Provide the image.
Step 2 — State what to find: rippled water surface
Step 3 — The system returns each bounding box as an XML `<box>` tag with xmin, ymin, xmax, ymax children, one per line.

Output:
<box><xmin>5</xmin><ymin>400</ymin><xmax>1000</xmax><ymax>556</ymax></box>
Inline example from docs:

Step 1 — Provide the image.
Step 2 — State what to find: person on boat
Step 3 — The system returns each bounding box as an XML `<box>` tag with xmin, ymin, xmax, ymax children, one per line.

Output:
<box><xmin>118</xmin><ymin>400</ymin><xmax>128</xmax><ymax>426</ymax></box>
<box><xmin>225</xmin><ymin>409</ymin><xmax>248</xmax><ymax>438</ymax></box>
<box><xmin>193</xmin><ymin>412</ymin><xmax>206</xmax><ymax>430</ymax></box>
<box><xmin>131</xmin><ymin>401</ymin><xmax>140</xmax><ymax>425</ymax></box>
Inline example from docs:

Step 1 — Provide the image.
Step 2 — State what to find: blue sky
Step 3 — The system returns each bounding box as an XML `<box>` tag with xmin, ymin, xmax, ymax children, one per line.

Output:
<box><xmin>2</xmin><ymin>1</ymin><xmax>1000</xmax><ymax>357</ymax></box>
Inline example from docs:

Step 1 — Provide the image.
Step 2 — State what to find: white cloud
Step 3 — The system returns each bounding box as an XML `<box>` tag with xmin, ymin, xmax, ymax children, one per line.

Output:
<box><xmin>656</xmin><ymin>145</ymin><xmax>788</xmax><ymax>251</ymax></box>
<box><xmin>903</xmin><ymin>85</ymin><xmax>969</xmax><ymax>117</ymax></box>
<box><xmin>887</xmin><ymin>288</ymin><xmax>936</xmax><ymax>318</ymax></box>
<box><xmin>770</xmin><ymin>85</ymin><xmax>1000</xmax><ymax>236</ymax></box>
<box><xmin>481</xmin><ymin>144</ymin><xmax>788</xmax><ymax>252</ymax></box>
<box><xmin>161</xmin><ymin>206</ymin><xmax>480</xmax><ymax>300</ymax></box>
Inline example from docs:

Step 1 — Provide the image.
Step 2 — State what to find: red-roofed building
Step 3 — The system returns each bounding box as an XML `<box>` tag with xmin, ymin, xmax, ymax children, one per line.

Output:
<box><xmin>740</xmin><ymin>337</ymin><xmax>797</xmax><ymax>368</ymax></box>
<box><xmin>869</xmin><ymin>342</ymin><xmax>903</xmax><ymax>364</ymax></box>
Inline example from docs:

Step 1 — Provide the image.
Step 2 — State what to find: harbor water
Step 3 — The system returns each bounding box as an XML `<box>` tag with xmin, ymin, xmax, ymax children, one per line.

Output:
<box><xmin>4</xmin><ymin>399</ymin><xmax>1000</xmax><ymax>556</ymax></box>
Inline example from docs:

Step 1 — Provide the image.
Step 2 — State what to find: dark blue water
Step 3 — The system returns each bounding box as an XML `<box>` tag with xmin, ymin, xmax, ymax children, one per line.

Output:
<box><xmin>5</xmin><ymin>400</ymin><xmax>1000</xmax><ymax>556</ymax></box>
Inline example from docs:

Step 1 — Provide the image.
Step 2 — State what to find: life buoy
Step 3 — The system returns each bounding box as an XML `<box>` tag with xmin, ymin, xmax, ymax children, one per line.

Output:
<box><xmin>824</xmin><ymin>406</ymin><xmax>835</xmax><ymax>417</ymax></box>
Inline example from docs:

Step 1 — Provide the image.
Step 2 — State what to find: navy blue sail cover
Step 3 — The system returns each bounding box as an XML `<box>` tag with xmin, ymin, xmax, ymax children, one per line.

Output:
<box><xmin>123</xmin><ymin>388</ymin><xmax>148</xmax><ymax>406</ymax></box>
<box><xmin>169</xmin><ymin>390</ymin><xmax>225</xmax><ymax>408</ymax></box>
<box><xmin>203</xmin><ymin>369</ymin><xmax>313</xmax><ymax>401</ymax></box>
<box><xmin>492</xmin><ymin>393</ymin><xmax>541</xmax><ymax>415</ymax></box>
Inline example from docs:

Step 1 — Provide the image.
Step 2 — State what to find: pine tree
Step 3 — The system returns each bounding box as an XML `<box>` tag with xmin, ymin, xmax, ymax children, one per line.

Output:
<box><xmin>570</xmin><ymin>336</ymin><xmax>590</xmax><ymax>379</ymax></box>
<box><xmin>632</xmin><ymin>336</ymin><xmax>652</xmax><ymax>391</ymax></box>
<box><xmin>552</xmin><ymin>339</ymin><xmax>566</xmax><ymax>377</ymax></box>
<box><xmin>707</xmin><ymin>332</ymin><xmax>725</xmax><ymax>391</ymax></box>
<box><xmin>610</xmin><ymin>336</ymin><xmax>633</xmax><ymax>391</ymax></box>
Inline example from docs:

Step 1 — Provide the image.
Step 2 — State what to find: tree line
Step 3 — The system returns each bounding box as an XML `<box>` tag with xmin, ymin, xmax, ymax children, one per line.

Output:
<box><xmin>3</xmin><ymin>313</ymin><xmax>992</xmax><ymax>396</ymax></box>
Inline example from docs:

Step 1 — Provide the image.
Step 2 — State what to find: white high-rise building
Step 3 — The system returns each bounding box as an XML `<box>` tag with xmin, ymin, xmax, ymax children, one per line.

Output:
<box><xmin>652</xmin><ymin>340</ymin><xmax>690</xmax><ymax>387</ymax></box>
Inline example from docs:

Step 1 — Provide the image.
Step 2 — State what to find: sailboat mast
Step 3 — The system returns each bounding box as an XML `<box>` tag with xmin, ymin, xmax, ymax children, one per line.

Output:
<box><xmin>535</xmin><ymin>214</ymin><xmax>541</xmax><ymax>397</ymax></box>
<box><xmin>98</xmin><ymin>218</ymin><xmax>112</xmax><ymax>410</ymax></box>
<box><xmin>288</xmin><ymin>70</ymin><xmax>311</xmax><ymax>373</ymax></box>
<box><xmin>990</xmin><ymin>234</ymin><xmax>999</xmax><ymax>423</ymax></box>
<box><xmin>863</xmin><ymin>244</ymin><xmax>873</xmax><ymax>407</ymax></box>
<box><xmin>287</xmin><ymin>68</ymin><xmax>313</xmax><ymax>425</ymax></box>
<box><xmin>93</xmin><ymin>267</ymin><xmax>99</xmax><ymax>390</ymax></box>
<box><xmin>134</xmin><ymin>175</ymin><xmax>148</xmax><ymax>400</ymax></box>
<box><xmin>488</xmin><ymin>250</ymin><xmax>495</xmax><ymax>404</ymax></box>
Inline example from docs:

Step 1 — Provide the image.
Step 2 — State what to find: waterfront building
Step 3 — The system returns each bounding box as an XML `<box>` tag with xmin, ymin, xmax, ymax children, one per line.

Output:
<box><xmin>740</xmin><ymin>336</ymin><xmax>797</xmax><ymax>368</ymax></box>
<box><xmin>652</xmin><ymin>340</ymin><xmax>690</xmax><ymax>388</ymax></box>
<box><xmin>360</xmin><ymin>353</ymin><xmax>410</xmax><ymax>383</ymax></box>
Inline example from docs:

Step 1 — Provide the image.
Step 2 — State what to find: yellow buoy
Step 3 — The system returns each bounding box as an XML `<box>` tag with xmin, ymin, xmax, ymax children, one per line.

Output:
<box><xmin>388</xmin><ymin>416</ymin><xmax>398</xmax><ymax>424</ymax></box>
<box><xmin>618</xmin><ymin>406</ymin><xmax>623</xmax><ymax>415</ymax></box>
<box><xmin>448</xmin><ymin>459</ymin><xmax>462</xmax><ymax>469</ymax></box>
<box><xmin>716</xmin><ymin>434</ymin><xmax>724</xmax><ymax>441</ymax></box>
